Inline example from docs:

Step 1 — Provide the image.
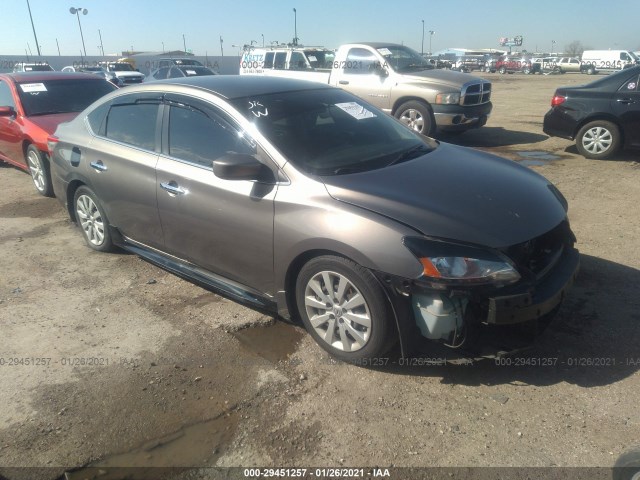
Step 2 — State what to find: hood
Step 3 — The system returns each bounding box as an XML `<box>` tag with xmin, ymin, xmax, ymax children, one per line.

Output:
<box><xmin>27</xmin><ymin>112</ymin><xmax>79</xmax><ymax>135</ymax></box>
<box><xmin>399</xmin><ymin>69</ymin><xmax>485</xmax><ymax>88</ymax></box>
<box><xmin>321</xmin><ymin>143</ymin><xmax>567</xmax><ymax>248</ymax></box>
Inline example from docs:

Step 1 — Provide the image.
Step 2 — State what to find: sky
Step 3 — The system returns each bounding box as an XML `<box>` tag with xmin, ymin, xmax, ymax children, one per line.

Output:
<box><xmin>3</xmin><ymin>0</ymin><xmax>640</xmax><ymax>58</ymax></box>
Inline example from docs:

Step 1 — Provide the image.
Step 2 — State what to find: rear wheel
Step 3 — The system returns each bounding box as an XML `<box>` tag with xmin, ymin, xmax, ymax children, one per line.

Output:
<box><xmin>575</xmin><ymin>120</ymin><xmax>621</xmax><ymax>159</ymax></box>
<box><xmin>394</xmin><ymin>100</ymin><xmax>434</xmax><ymax>136</ymax></box>
<box><xmin>26</xmin><ymin>145</ymin><xmax>53</xmax><ymax>197</ymax></box>
<box><xmin>499</xmin><ymin>66</ymin><xmax>507</xmax><ymax>74</ymax></box>
<box><xmin>586</xmin><ymin>66</ymin><xmax>596</xmax><ymax>75</ymax></box>
<box><xmin>295</xmin><ymin>255</ymin><xmax>394</xmax><ymax>362</ymax></box>
<box><xmin>73</xmin><ymin>186</ymin><xmax>113</xmax><ymax>252</ymax></box>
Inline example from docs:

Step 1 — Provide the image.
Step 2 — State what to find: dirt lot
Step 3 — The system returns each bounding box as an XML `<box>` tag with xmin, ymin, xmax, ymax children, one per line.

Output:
<box><xmin>0</xmin><ymin>72</ymin><xmax>639</xmax><ymax>480</ymax></box>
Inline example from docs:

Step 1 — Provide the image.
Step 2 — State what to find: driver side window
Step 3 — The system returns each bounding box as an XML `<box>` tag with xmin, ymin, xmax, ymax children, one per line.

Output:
<box><xmin>344</xmin><ymin>48</ymin><xmax>377</xmax><ymax>75</ymax></box>
<box><xmin>168</xmin><ymin>105</ymin><xmax>255</xmax><ymax>168</ymax></box>
<box><xmin>0</xmin><ymin>80</ymin><xmax>16</xmax><ymax>109</ymax></box>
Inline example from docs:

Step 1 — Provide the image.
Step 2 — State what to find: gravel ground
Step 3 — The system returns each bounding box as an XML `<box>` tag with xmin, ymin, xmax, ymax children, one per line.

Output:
<box><xmin>0</xmin><ymin>72</ymin><xmax>638</xmax><ymax>480</ymax></box>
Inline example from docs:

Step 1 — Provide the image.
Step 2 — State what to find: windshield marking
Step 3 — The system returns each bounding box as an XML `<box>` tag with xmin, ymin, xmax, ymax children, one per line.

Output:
<box><xmin>248</xmin><ymin>100</ymin><xmax>268</xmax><ymax>117</ymax></box>
<box><xmin>20</xmin><ymin>83</ymin><xmax>48</xmax><ymax>93</ymax></box>
<box><xmin>335</xmin><ymin>102</ymin><xmax>377</xmax><ymax>120</ymax></box>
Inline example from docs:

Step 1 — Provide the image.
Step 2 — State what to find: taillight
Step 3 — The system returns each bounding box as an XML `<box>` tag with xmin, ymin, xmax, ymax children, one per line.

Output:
<box><xmin>47</xmin><ymin>135</ymin><xmax>59</xmax><ymax>155</ymax></box>
<box><xmin>551</xmin><ymin>95</ymin><xmax>566</xmax><ymax>107</ymax></box>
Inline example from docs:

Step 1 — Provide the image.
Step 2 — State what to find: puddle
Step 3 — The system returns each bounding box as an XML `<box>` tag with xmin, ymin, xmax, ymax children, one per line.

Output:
<box><xmin>516</xmin><ymin>150</ymin><xmax>561</xmax><ymax>166</ymax></box>
<box><xmin>232</xmin><ymin>321</ymin><xmax>304</xmax><ymax>363</ymax></box>
<box><xmin>64</xmin><ymin>410</ymin><xmax>238</xmax><ymax>479</ymax></box>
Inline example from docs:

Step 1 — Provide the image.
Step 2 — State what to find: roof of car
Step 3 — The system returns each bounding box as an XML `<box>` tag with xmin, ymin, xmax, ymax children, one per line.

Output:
<box><xmin>0</xmin><ymin>71</ymin><xmax>106</xmax><ymax>83</ymax></box>
<box><xmin>152</xmin><ymin>75</ymin><xmax>332</xmax><ymax>99</ymax></box>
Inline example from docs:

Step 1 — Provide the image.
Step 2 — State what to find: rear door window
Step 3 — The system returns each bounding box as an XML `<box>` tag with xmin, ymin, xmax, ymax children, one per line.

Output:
<box><xmin>105</xmin><ymin>102</ymin><xmax>160</xmax><ymax>151</ymax></box>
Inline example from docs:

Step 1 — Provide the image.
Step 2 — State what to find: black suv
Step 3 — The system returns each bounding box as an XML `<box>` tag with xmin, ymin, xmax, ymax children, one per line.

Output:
<box><xmin>543</xmin><ymin>66</ymin><xmax>640</xmax><ymax>159</ymax></box>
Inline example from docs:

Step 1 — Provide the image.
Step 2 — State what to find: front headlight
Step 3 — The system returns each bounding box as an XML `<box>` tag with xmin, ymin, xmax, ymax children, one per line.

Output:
<box><xmin>404</xmin><ymin>237</ymin><xmax>520</xmax><ymax>286</ymax></box>
<box><xmin>435</xmin><ymin>92</ymin><xmax>461</xmax><ymax>105</ymax></box>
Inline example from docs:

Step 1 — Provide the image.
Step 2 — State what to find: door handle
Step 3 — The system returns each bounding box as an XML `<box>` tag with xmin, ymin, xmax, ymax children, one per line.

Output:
<box><xmin>160</xmin><ymin>181</ymin><xmax>187</xmax><ymax>195</ymax></box>
<box><xmin>617</xmin><ymin>98</ymin><xmax>636</xmax><ymax>104</ymax></box>
<box><xmin>338</xmin><ymin>80</ymin><xmax>349</xmax><ymax>85</ymax></box>
<box><xmin>90</xmin><ymin>160</ymin><xmax>107</xmax><ymax>172</ymax></box>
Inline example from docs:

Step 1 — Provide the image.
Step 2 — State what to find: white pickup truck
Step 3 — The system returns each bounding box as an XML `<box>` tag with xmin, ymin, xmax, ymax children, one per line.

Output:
<box><xmin>240</xmin><ymin>42</ymin><xmax>492</xmax><ymax>135</ymax></box>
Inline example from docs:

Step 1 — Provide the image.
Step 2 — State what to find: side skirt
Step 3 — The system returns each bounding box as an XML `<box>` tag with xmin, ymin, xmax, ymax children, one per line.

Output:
<box><xmin>115</xmin><ymin>232</ymin><xmax>278</xmax><ymax>316</ymax></box>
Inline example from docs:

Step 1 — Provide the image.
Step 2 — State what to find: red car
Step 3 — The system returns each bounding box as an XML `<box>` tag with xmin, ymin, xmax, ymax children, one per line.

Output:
<box><xmin>0</xmin><ymin>72</ymin><xmax>116</xmax><ymax>196</ymax></box>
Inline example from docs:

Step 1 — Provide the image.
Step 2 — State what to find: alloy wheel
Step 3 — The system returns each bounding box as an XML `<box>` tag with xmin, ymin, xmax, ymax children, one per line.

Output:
<box><xmin>76</xmin><ymin>194</ymin><xmax>105</xmax><ymax>246</ymax></box>
<box><xmin>27</xmin><ymin>150</ymin><xmax>45</xmax><ymax>193</ymax></box>
<box><xmin>303</xmin><ymin>270</ymin><xmax>372</xmax><ymax>352</ymax></box>
<box><xmin>399</xmin><ymin>109</ymin><xmax>425</xmax><ymax>133</ymax></box>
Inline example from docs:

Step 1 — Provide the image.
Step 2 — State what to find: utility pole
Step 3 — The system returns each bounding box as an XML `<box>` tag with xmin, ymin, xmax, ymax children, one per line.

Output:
<box><xmin>98</xmin><ymin>29</ymin><xmax>104</xmax><ymax>56</ymax></box>
<box><xmin>421</xmin><ymin>20</ymin><xmax>424</xmax><ymax>55</ymax></box>
<box><xmin>26</xmin><ymin>0</ymin><xmax>41</xmax><ymax>56</ymax></box>
<box><xmin>220</xmin><ymin>36</ymin><xmax>224</xmax><ymax>56</ymax></box>
<box><xmin>183</xmin><ymin>34</ymin><xmax>187</xmax><ymax>53</ymax></box>
<box><xmin>293</xmin><ymin>8</ymin><xmax>298</xmax><ymax>46</ymax></box>
<box><xmin>56</xmin><ymin>38</ymin><xmax>61</xmax><ymax>56</ymax></box>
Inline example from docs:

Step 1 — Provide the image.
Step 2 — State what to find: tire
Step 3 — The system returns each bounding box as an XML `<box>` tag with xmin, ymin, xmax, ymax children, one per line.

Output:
<box><xmin>523</xmin><ymin>67</ymin><xmax>531</xmax><ymax>75</ymax></box>
<box><xmin>73</xmin><ymin>186</ymin><xmax>113</xmax><ymax>252</ymax></box>
<box><xmin>575</xmin><ymin>120</ymin><xmax>621</xmax><ymax>159</ymax></box>
<box><xmin>499</xmin><ymin>66</ymin><xmax>507</xmax><ymax>74</ymax></box>
<box><xmin>587</xmin><ymin>66</ymin><xmax>596</xmax><ymax>75</ymax></box>
<box><xmin>295</xmin><ymin>255</ymin><xmax>394</xmax><ymax>362</ymax></box>
<box><xmin>26</xmin><ymin>145</ymin><xmax>53</xmax><ymax>197</ymax></box>
<box><xmin>614</xmin><ymin>448</ymin><xmax>640</xmax><ymax>480</ymax></box>
<box><xmin>394</xmin><ymin>100</ymin><xmax>434</xmax><ymax>136</ymax></box>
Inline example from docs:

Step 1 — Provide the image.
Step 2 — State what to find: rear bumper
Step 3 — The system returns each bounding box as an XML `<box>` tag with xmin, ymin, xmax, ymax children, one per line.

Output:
<box><xmin>543</xmin><ymin>108</ymin><xmax>579</xmax><ymax>140</ymax></box>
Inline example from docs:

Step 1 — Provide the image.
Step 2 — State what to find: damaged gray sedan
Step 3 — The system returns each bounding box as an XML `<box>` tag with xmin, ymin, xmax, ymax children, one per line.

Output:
<box><xmin>49</xmin><ymin>76</ymin><xmax>579</xmax><ymax>361</ymax></box>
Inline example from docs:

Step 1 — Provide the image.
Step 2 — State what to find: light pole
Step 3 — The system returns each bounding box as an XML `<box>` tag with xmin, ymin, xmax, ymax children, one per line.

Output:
<box><xmin>421</xmin><ymin>20</ymin><xmax>424</xmax><ymax>56</ymax></box>
<box><xmin>220</xmin><ymin>36</ymin><xmax>224</xmax><ymax>56</ymax></box>
<box><xmin>293</xmin><ymin>8</ymin><xmax>298</xmax><ymax>46</ymax></box>
<box><xmin>551</xmin><ymin>40</ymin><xmax>556</xmax><ymax>54</ymax></box>
<box><xmin>183</xmin><ymin>34</ymin><xmax>187</xmax><ymax>53</ymax></box>
<box><xmin>429</xmin><ymin>30</ymin><xmax>435</xmax><ymax>55</ymax></box>
<box><xmin>98</xmin><ymin>28</ymin><xmax>104</xmax><ymax>56</ymax></box>
<box><xmin>69</xmin><ymin>7</ymin><xmax>88</xmax><ymax>58</ymax></box>
<box><xmin>26</xmin><ymin>0</ymin><xmax>41</xmax><ymax>57</ymax></box>
<box><xmin>261</xmin><ymin>34</ymin><xmax>264</xmax><ymax>47</ymax></box>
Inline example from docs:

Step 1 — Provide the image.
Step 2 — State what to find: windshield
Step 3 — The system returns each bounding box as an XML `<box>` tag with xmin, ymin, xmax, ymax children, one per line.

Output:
<box><xmin>177</xmin><ymin>66</ymin><xmax>215</xmax><ymax>76</ymax></box>
<box><xmin>22</xmin><ymin>64</ymin><xmax>53</xmax><ymax>72</ymax></box>
<box><xmin>376</xmin><ymin>45</ymin><xmax>434</xmax><ymax>72</ymax></box>
<box><xmin>172</xmin><ymin>59</ymin><xmax>204</xmax><ymax>66</ymax></box>
<box><xmin>231</xmin><ymin>88</ymin><xmax>435</xmax><ymax>176</ymax></box>
<box><xmin>17</xmin><ymin>79</ymin><xmax>116</xmax><ymax>116</ymax></box>
<box><xmin>630</xmin><ymin>51</ymin><xmax>639</xmax><ymax>61</ymax></box>
<box><xmin>106</xmin><ymin>63</ymin><xmax>135</xmax><ymax>72</ymax></box>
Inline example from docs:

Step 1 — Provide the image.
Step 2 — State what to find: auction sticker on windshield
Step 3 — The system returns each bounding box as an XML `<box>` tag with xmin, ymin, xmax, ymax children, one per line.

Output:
<box><xmin>20</xmin><ymin>83</ymin><xmax>47</xmax><ymax>93</ymax></box>
<box><xmin>377</xmin><ymin>48</ymin><xmax>393</xmax><ymax>56</ymax></box>
<box><xmin>335</xmin><ymin>102</ymin><xmax>377</xmax><ymax>120</ymax></box>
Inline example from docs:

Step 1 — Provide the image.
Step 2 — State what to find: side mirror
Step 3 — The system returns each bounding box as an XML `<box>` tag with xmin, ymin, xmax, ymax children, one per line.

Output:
<box><xmin>213</xmin><ymin>153</ymin><xmax>273</xmax><ymax>182</ymax></box>
<box><xmin>0</xmin><ymin>106</ymin><xmax>16</xmax><ymax>117</ymax></box>
<box><xmin>371</xmin><ymin>62</ymin><xmax>389</xmax><ymax>77</ymax></box>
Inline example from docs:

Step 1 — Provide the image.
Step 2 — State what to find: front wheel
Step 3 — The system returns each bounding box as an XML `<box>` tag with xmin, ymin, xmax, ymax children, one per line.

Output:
<box><xmin>499</xmin><ymin>66</ymin><xmax>507</xmax><ymax>74</ymax></box>
<box><xmin>394</xmin><ymin>101</ymin><xmax>434</xmax><ymax>136</ymax></box>
<box><xmin>576</xmin><ymin>120</ymin><xmax>621</xmax><ymax>159</ymax></box>
<box><xmin>73</xmin><ymin>186</ymin><xmax>114</xmax><ymax>252</ymax></box>
<box><xmin>26</xmin><ymin>145</ymin><xmax>53</xmax><ymax>197</ymax></box>
<box><xmin>295</xmin><ymin>256</ymin><xmax>394</xmax><ymax>362</ymax></box>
